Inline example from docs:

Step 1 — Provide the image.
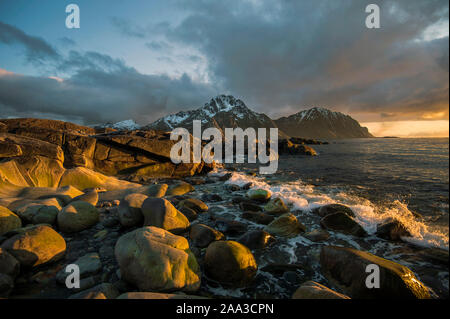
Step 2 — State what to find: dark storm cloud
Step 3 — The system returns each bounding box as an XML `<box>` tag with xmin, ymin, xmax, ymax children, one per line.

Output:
<box><xmin>0</xmin><ymin>21</ymin><xmax>60</xmax><ymax>65</ymax></box>
<box><xmin>164</xmin><ymin>0</ymin><xmax>449</xmax><ymax>121</ymax></box>
<box><xmin>0</xmin><ymin>22</ymin><xmax>216</xmax><ymax>125</ymax></box>
<box><xmin>0</xmin><ymin>68</ymin><xmax>217</xmax><ymax>125</ymax></box>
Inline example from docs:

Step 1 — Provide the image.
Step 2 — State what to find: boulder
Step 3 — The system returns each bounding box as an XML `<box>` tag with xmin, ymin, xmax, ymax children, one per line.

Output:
<box><xmin>1</xmin><ymin>225</ymin><xmax>66</xmax><ymax>268</ymax></box>
<box><xmin>0</xmin><ymin>206</ymin><xmax>21</xmax><ymax>235</ymax></box>
<box><xmin>69</xmin><ymin>190</ymin><xmax>99</xmax><ymax>206</ymax></box>
<box><xmin>264</xmin><ymin>213</ymin><xmax>306</xmax><ymax>237</ymax></box>
<box><xmin>178</xmin><ymin>198</ymin><xmax>208</xmax><ymax>213</ymax></box>
<box><xmin>241</xmin><ymin>211</ymin><xmax>274</xmax><ymax>225</ymax></box>
<box><xmin>115</xmin><ymin>226</ymin><xmax>201</xmax><ymax>292</ymax></box>
<box><xmin>292</xmin><ymin>281</ymin><xmax>350</xmax><ymax>299</ymax></box>
<box><xmin>215</xmin><ymin>218</ymin><xmax>247</xmax><ymax>236</ymax></box>
<box><xmin>99</xmin><ymin>184</ymin><xmax>168</xmax><ymax>202</ymax></box>
<box><xmin>246</xmin><ymin>189</ymin><xmax>271</xmax><ymax>202</ymax></box>
<box><xmin>57</xmin><ymin>201</ymin><xmax>99</xmax><ymax>233</ymax></box>
<box><xmin>238</xmin><ymin>230</ymin><xmax>275</xmax><ymax>250</ymax></box>
<box><xmin>320</xmin><ymin>246</ymin><xmax>431</xmax><ymax>299</ymax></box>
<box><xmin>118</xmin><ymin>193</ymin><xmax>148</xmax><ymax>227</ymax></box>
<box><xmin>316</xmin><ymin>204</ymin><xmax>355</xmax><ymax>217</ymax></box>
<box><xmin>303</xmin><ymin>229</ymin><xmax>330</xmax><ymax>242</ymax></box>
<box><xmin>15</xmin><ymin>198</ymin><xmax>61</xmax><ymax>225</ymax></box>
<box><xmin>264</xmin><ymin>197</ymin><xmax>289</xmax><ymax>214</ymax></box>
<box><xmin>376</xmin><ymin>218</ymin><xmax>411</xmax><ymax>241</ymax></box>
<box><xmin>189</xmin><ymin>224</ymin><xmax>225</xmax><ymax>248</ymax></box>
<box><xmin>142</xmin><ymin>198</ymin><xmax>190</xmax><ymax>234</ymax></box>
<box><xmin>320</xmin><ymin>212</ymin><xmax>367</xmax><ymax>237</ymax></box>
<box><xmin>166</xmin><ymin>182</ymin><xmax>195</xmax><ymax>196</ymax></box>
<box><xmin>179</xmin><ymin>206</ymin><xmax>198</xmax><ymax>222</ymax></box>
<box><xmin>239</xmin><ymin>201</ymin><xmax>262</xmax><ymax>212</ymax></box>
<box><xmin>204</xmin><ymin>241</ymin><xmax>257</xmax><ymax>287</ymax></box>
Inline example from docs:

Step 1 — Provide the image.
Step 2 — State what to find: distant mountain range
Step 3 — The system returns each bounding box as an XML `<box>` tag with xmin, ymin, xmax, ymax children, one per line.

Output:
<box><xmin>101</xmin><ymin>95</ymin><xmax>373</xmax><ymax>139</ymax></box>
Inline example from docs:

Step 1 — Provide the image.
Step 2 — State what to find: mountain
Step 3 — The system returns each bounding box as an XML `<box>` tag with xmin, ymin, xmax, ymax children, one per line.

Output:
<box><xmin>274</xmin><ymin>107</ymin><xmax>374</xmax><ymax>139</ymax></box>
<box><xmin>96</xmin><ymin>119</ymin><xmax>141</xmax><ymax>131</ymax></box>
<box><xmin>145</xmin><ymin>95</ymin><xmax>286</xmax><ymax>137</ymax></box>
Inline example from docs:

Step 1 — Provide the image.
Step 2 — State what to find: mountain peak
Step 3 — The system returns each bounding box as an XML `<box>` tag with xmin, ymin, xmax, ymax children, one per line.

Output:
<box><xmin>203</xmin><ymin>95</ymin><xmax>247</xmax><ymax>114</ymax></box>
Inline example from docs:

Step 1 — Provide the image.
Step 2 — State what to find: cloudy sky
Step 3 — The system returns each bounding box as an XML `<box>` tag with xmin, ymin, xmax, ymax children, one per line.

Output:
<box><xmin>0</xmin><ymin>0</ymin><xmax>448</xmax><ymax>137</ymax></box>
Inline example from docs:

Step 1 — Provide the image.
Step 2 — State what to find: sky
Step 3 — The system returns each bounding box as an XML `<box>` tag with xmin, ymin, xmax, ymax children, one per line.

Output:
<box><xmin>0</xmin><ymin>0</ymin><xmax>448</xmax><ymax>137</ymax></box>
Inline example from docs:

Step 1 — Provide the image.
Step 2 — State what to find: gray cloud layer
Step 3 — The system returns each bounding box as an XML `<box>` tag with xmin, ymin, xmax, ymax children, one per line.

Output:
<box><xmin>0</xmin><ymin>0</ymin><xmax>449</xmax><ymax>125</ymax></box>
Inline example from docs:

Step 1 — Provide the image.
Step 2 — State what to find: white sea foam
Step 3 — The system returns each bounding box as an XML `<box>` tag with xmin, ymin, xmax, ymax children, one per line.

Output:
<box><xmin>211</xmin><ymin>169</ymin><xmax>449</xmax><ymax>250</ymax></box>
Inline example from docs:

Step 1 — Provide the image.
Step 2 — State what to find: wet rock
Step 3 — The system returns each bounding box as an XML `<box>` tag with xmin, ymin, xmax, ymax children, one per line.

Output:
<box><xmin>376</xmin><ymin>218</ymin><xmax>411</xmax><ymax>241</ymax></box>
<box><xmin>178</xmin><ymin>198</ymin><xmax>209</xmax><ymax>213</ymax></box>
<box><xmin>115</xmin><ymin>226</ymin><xmax>201</xmax><ymax>292</ymax></box>
<box><xmin>204</xmin><ymin>241</ymin><xmax>257</xmax><ymax>287</ymax></box>
<box><xmin>218</xmin><ymin>173</ymin><xmax>233</xmax><ymax>181</ymax></box>
<box><xmin>320</xmin><ymin>246</ymin><xmax>431</xmax><ymax>299</ymax></box>
<box><xmin>201</xmin><ymin>194</ymin><xmax>223</xmax><ymax>202</ymax></box>
<box><xmin>320</xmin><ymin>212</ymin><xmax>367</xmax><ymax>237</ymax></box>
<box><xmin>316</xmin><ymin>204</ymin><xmax>355</xmax><ymax>217</ymax></box>
<box><xmin>264</xmin><ymin>213</ymin><xmax>306</xmax><ymax>237</ymax></box>
<box><xmin>241</xmin><ymin>211</ymin><xmax>274</xmax><ymax>225</ymax></box>
<box><xmin>292</xmin><ymin>281</ymin><xmax>350</xmax><ymax>299</ymax></box>
<box><xmin>166</xmin><ymin>182</ymin><xmax>195</xmax><ymax>196</ymax></box>
<box><xmin>118</xmin><ymin>193</ymin><xmax>147</xmax><ymax>228</ymax></box>
<box><xmin>239</xmin><ymin>202</ymin><xmax>262</xmax><ymax>212</ymax></box>
<box><xmin>264</xmin><ymin>197</ymin><xmax>289</xmax><ymax>215</ymax></box>
<box><xmin>303</xmin><ymin>229</ymin><xmax>330</xmax><ymax>242</ymax></box>
<box><xmin>142</xmin><ymin>198</ymin><xmax>190</xmax><ymax>234</ymax></box>
<box><xmin>1</xmin><ymin>225</ymin><xmax>66</xmax><ymax>268</ymax></box>
<box><xmin>0</xmin><ymin>206</ymin><xmax>21</xmax><ymax>235</ymax></box>
<box><xmin>242</xmin><ymin>182</ymin><xmax>253</xmax><ymax>190</ymax></box>
<box><xmin>215</xmin><ymin>218</ymin><xmax>247</xmax><ymax>235</ymax></box>
<box><xmin>68</xmin><ymin>283</ymin><xmax>119</xmax><ymax>299</ymax></box>
<box><xmin>247</xmin><ymin>189</ymin><xmax>271</xmax><ymax>202</ymax></box>
<box><xmin>58</xmin><ymin>201</ymin><xmax>100</xmax><ymax>233</ymax></box>
<box><xmin>189</xmin><ymin>224</ymin><xmax>225</xmax><ymax>248</ymax></box>
<box><xmin>238</xmin><ymin>230</ymin><xmax>275</xmax><ymax>250</ymax></box>
<box><xmin>57</xmin><ymin>253</ymin><xmax>102</xmax><ymax>284</ymax></box>
<box><xmin>179</xmin><ymin>206</ymin><xmax>198</xmax><ymax>222</ymax></box>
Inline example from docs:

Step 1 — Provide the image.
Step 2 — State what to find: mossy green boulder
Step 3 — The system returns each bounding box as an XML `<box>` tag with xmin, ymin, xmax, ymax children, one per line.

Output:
<box><xmin>246</xmin><ymin>189</ymin><xmax>271</xmax><ymax>202</ymax></box>
<box><xmin>264</xmin><ymin>213</ymin><xmax>306</xmax><ymax>237</ymax></box>
<box><xmin>57</xmin><ymin>201</ymin><xmax>99</xmax><ymax>233</ymax></box>
<box><xmin>264</xmin><ymin>197</ymin><xmax>289</xmax><ymax>214</ymax></box>
<box><xmin>115</xmin><ymin>226</ymin><xmax>201</xmax><ymax>292</ymax></box>
<box><xmin>204</xmin><ymin>240</ymin><xmax>257</xmax><ymax>287</ymax></box>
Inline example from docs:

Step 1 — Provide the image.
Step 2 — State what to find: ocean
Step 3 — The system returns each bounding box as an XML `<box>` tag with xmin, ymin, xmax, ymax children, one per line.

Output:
<box><xmin>203</xmin><ymin>138</ymin><xmax>449</xmax><ymax>297</ymax></box>
<box><xmin>226</xmin><ymin>137</ymin><xmax>449</xmax><ymax>250</ymax></box>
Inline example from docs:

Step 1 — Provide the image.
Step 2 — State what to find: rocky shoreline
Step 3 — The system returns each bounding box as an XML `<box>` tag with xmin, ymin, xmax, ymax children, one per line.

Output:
<box><xmin>0</xmin><ymin>119</ymin><xmax>448</xmax><ymax>299</ymax></box>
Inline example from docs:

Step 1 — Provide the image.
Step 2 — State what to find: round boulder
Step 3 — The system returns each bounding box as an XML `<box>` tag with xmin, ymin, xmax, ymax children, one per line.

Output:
<box><xmin>264</xmin><ymin>213</ymin><xmax>306</xmax><ymax>237</ymax></box>
<box><xmin>118</xmin><ymin>193</ymin><xmax>148</xmax><ymax>227</ymax></box>
<box><xmin>320</xmin><ymin>212</ymin><xmax>367</xmax><ymax>237</ymax></box>
<box><xmin>238</xmin><ymin>230</ymin><xmax>275</xmax><ymax>250</ymax></box>
<box><xmin>142</xmin><ymin>198</ymin><xmax>190</xmax><ymax>234</ymax></box>
<box><xmin>189</xmin><ymin>224</ymin><xmax>225</xmax><ymax>248</ymax></box>
<box><xmin>1</xmin><ymin>225</ymin><xmax>66</xmax><ymax>267</ymax></box>
<box><xmin>57</xmin><ymin>201</ymin><xmax>99</xmax><ymax>233</ymax></box>
<box><xmin>204</xmin><ymin>240</ymin><xmax>257</xmax><ymax>287</ymax></box>
<box><xmin>246</xmin><ymin>189</ymin><xmax>271</xmax><ymax>202</ymax></box>
<box><xmin>316</xmin><ymin>204</ymin><xmax>355</xmax><ymax>217</ymax></box>
<box><xmin>115</xmin><ymin>226</ymin><xmax>201</xmax><ymax>292</ymax></box>
<box><xmin>264</xmin><ymin>197</ymin><xmax>289</xmax><ymax>215</ymax></box>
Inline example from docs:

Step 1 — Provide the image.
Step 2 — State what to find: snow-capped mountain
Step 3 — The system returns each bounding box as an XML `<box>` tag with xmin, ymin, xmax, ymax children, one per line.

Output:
<box><xmin>274</xmin><ymin>107</ymin><xmax>373</xmax><ymax>139</ymax></box>
<box><xmin>145</xmin><ymin>95</ymin><xmax>285</xmax><ymax>137</ymax></box>
<box><xmin>98</xmin><ymin>119</ymin><xmax>141</xmax><ymax>131</ymax></box>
